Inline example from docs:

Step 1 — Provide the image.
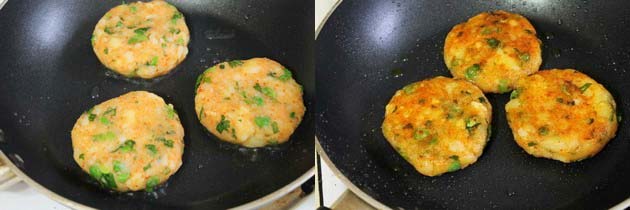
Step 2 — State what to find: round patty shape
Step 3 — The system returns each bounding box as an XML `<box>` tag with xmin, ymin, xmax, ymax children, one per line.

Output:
<box><xmin>92</xmin><ymin>0</ymin><xmax>190</xmax><ymax>79</ymax></box>
<box><xmin>444</xmin><ymin>10</ymin><xmax>542</xmax><ymax>93</ymax></box>
<box><xmin>195</xmin><ymin>58</ymin><xmax>305</xmax><ymax>148</ymax></box>
<box><xmin>382</xmin><ymin>76</ymin><xmax>492</xmax><ymax>176</ymax></box>
<box><xmin>71</xmin><ymin>91</ymin><xmax>184</xmax><ymax>192</ymax></box>
<box><xmin>505</xmin><ymin>69</ymin><xmax>618</xmax><ymax>163</ymax></box>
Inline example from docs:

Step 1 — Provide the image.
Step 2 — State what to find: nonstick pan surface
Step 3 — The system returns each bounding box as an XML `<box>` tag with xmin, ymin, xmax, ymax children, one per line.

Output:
<box><xmin>0</xmin><ymin>0</ymin><xmax>314</xmax><ymax>209</ymax></box>
<box><xmin>316</xmin><ymin>0</ymin><xmax>629</xmax><ymax>209</ymax></box>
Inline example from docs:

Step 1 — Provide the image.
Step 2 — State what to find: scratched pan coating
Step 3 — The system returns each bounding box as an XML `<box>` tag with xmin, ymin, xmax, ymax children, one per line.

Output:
<box><xmin>316</xmin><ymin>0</ymin><xmax>630</xmax><ymax>209</ymax></box>
<box><xmin>0</xmin><ymin>0</ymin><xmax>314</xmax><ymax>209</ymax></box>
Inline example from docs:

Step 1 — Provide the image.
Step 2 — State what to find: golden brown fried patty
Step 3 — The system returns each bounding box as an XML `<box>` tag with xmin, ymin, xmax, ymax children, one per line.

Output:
<box><xmin>92</xmin><ymin>0</ymin><xmax>190</xmax><ymax>79</ymax></box>
<box><xmin>505</xmin><ymin>69</ymin><xmax>618</xmax><ymax>162</ymax></box>
<box><xmin>195</xmin><ymin>58</ymin><xmax>305</xmax><ymax>148</ymax></box>
<box><xmin>444</xmin><ymin>10</ymin><xmax>542</xmax><ymax>93</ymax></box>
<box><xmin>71</xmin><ymin>91</ymin><xmax>184</xmax><ymax>192</ymax></box>
<box><xmin>382</xmin><ymin>76</ymin><xmax>492</xmax><ymax>176</ymax></box>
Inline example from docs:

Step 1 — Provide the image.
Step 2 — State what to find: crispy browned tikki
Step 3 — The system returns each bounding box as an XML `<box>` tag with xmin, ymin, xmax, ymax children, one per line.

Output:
<box><xmin>506</xmin><ymin>69</ymin><xmax>618</xmax><ymax>162</ymax></box>
<box><xmin>444</xmin><ymin>10</ymin><xmax>542</xmax><ymax>93</ymax></box>
<box><xmin>382</xmin><ymin>76</ymin><xmax>492</xmax><ymax>176</ymax></box>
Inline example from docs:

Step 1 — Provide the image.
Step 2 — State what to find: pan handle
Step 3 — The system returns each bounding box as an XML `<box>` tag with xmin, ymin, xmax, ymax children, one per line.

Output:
<box><xmin>0</xmin><ymin>160</ymin><xmax>21</xmax><ymax>190</ymax></box>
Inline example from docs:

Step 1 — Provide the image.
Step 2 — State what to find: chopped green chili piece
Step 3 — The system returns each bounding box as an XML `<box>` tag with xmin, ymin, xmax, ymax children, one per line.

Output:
<box><xmin>478</xmin><ymin>97</ymin><xmax>486</xmax><ymax>103</ymax></box>
<box><xmin>104</xmin><ymin>48</ymin><xmax>109</xmax><ymax>55</ymax></box>
<box><xmin>149</xmin><ymin>56</ymin><xmax>158</xmax><ymax>66</ymax></box>
<box><xmin>498</xmin><ymin>79</ymin><xmax>509</xmax><ymax>93</ymax></box>
<box><xmin>486</xmin><ymin>38</ymin><xmax>500</xmax><ymax>48</ymax></box>
<box><xmin>254</xmin><ymin>116</ymin><xmax>271</xmax><ymax>128</ymax></box>
<box><xmin>271</xmin><ymin>121</ymin><xmax>279</xmax><ymax>134</ymax></box>
<box><xmin>91</xmin><ymin>34</ymin><xmax>96</xmax><ymax>45</ymax></box>
<box><xmin>165</xmin><ymin>105</ymin><xmax>177</xmax><ymax>119</ymax></box>
<box><xmin>510</xmin><ymin>89</ymin><xmax>521</xmax><ymax>99</ymax></box>
<box><xmin>169</xmin><ymin>27</ymin><xmax>181</xmax><ymax>34</ymax></box>
<box><xmin>79</xmin><ymin>154</ymin><xmax>85</xmax><ymax>160</ymax></box>
<box><xmin>89</xmin><ymin>165</ymin><xmax>116</xmax><ymax>189</ymax></box>
<box><xmin>538</xmin><ymin>126</ymin><xmax>549</xmax><ymax>135</ymax></box>
<box><xmin>198</xmin><ymin>106</ymin><xmax>205</xmax><ymax>119</ymax></box>
<box><xmin>561</xmin><ymin>84</ymin><xmax>570</xmax><ymax>95</ymax></box>
<box><xmin>519</xmin><ymin>53</ymin><xmax>530</xmax><ymax>62</ymax></box>
<box><xmin>171</xmin><ymin>11</ymin><xmax>183</xmax><ymax>24</ymax></box>
<box><xmin>103</xmin><ymin>107</ymin><xmax>116</xmax><ymax>116</ymax></box>
<box><xmin>176</xmin><ymin>38</ymin><xmax>184</xmax><ymax>45</ymax></box>
<box><xmin>128</xmin><ymin>34</ymin><xmax>148</xmax><ymax>44</ymax></box>
<box><xmin>143</xmin><ymin>163</ymin><xmax>152</xmax><ymax>171</ymax></box>
<box><xmin>219</xmin><ymin>64</ymin><xmax>225</xmax><ymax>69</ymax></box>
<box><xmin>155</xmin><ymin>137</ymin><xmax>173</xmax><ymax>148</ymax></box>
<box><xmin>99</xmin><ymin>116</ymin><xmax>111</xmax><ymax>125</ymax></box>
<box><xmin>447</xmin><ymin>156</ymin><xmax>461</xmax><ymax>172</ymax></box>
<box><xmin>414</xmin><ymin>129</ymin><xmax>429</xmax><ymax>140</ymax></box>
<box><xmin>527</xmin><ymin>142</ymin><xmax>537</xmax><ymax>147</ymax></box>
<box><xmin>245</xmin><ymin>96</ymin><xmax>264</xmax><ymax>106</ymax></box>
<box><xmin>429</xmin><ymin>137</ymin><xmax>438</xmax><ymax>145</ymax></box>
<box><xmin>145</xmin><ymin>144</ymin><xmax>157</xmax><ymax>155</ymax></box>
<box><xmin>104</xmin><ymin>27</ymin><xmax>114</xmax><ymax>34</ymax></box>
<box><xmin>133</xmin><ymin>27</ymin><xmax>149</xmax><ymax>35</ymax></box>
<box><xmin>579</xmin><ymin>83</ymin><xmax>592</xmax><ymax>93</ymax></box>
<box><xmin>116</xmin><ymin>21</ymin><xmax>123</xmax><ymax>27</ymax></box>
<box><xmin>481</xmin><ymin>27</ymin><xmax>492</xmax><ymax>35</ymax></box>
<box><xmin>113</xmin><ymin>140</ymin><xmax>135</xmax><ymax>153</ymax></box>
<box><xmin>278</xmin><ymin>68</ymin><xmax>293</xmax><ymax>81</ymax></box>
<box><xmin>402</xmin><ymin>83</ymin><xmax>417</xmax><ymax>94</ymax></box>
<box><xmin>116</xmin><ymin>172</ymin><xmax>130</xmax><ymax>183</ymax></box>
<box><xmin>146</xmin><ymin>176</ymin><xmax>160</xmax><ymax>192</ymax></box>
<box><xmin>254</xmin><ymin>83</ymin><xmax>276</xmax><ymax>99</ymax></box>
<box><xmin>228</xmin><ymin>60</ymin><xmax>244</xmax><ymax>68</ymax></box>
<box><xmin>93</xmin><ymin>131</ymin><xmax>115</xmax><ymax>141</ymax></box>
<box><xmin>113</xmin><ymin>161</ymin><xmax>124</xmax><ymax>173</ymax></box>
<box><xmin>465</xmin><ymin>118</ymin><xmax>480</xmax><ymax>132</ymax></box>
<box><xmin>290</xmin><ymin>112</ymin><xmax>296</xmax><ymax>119</ymax></box>
<box><xmin>216</xmin><ymin>115</ymin><xmax>231</xmax><ymax>133</ymax></box>
<box><xmin>464</xmin><ymin>64</ymin><xmax>481</xmax><ymax>80</ymax></box>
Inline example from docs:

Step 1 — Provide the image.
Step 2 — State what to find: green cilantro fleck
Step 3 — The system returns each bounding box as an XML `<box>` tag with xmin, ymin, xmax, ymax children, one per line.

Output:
<box><xmin>165</xmin><ymin>104</ymin><xmax>177</xmax><ymax>119</ymax></box>
<box><xmin>171</xmin><ymin>11</ymin><xmax>183</xmax><ymax>24</ymax></box>
<box><xmin>290</xmin><ymin>112</ymin><xmax>296</xmax><ymax>119</ymax></box>
<box><xmin>510</xmin><ymin>88</ymin><xmax>521</xmax><ymax>99</ymax></box>
<box><xmin>145</xmin><ymin>144</ymin><xmax>157</xmax><ymax>155</ymax></box>
<box><xmin>112</xmin><ymin>140</ymin><xmax>135</xmax><ymax>153</ymax></box>
<box><xmin>216</xmin><ymin>115</ymin><xmax>231</xmax><ymax>133</ymax></box>
<box><xmin>254</xmin><ymin>83</ymin><xmax>276</xmax><ymax>99</ymax></box>
<box><xmin>79</xmin><ymin>154</ymin><xmax>85</xmax><ymax>160</ymax></box>
<box><xmin>155</xmin><ymin>137</ymin><xmax>174</xmax><ymax>148</ymax></box>
<box><xmin>414</xmin><ymin>129</ymin><xmax>429</xmax><ymax>140</ymax></box>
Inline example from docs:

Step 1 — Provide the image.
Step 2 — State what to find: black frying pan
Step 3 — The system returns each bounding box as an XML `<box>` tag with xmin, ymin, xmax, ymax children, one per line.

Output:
<box><xmin>0</xmin><ymin>0</ymin><xmax>314</xmax><ymax>209</ymax></box>
<box><xmin>316</xmin><ymin>0</ymin><xmax>629</xmax><ymax>209</ymax></box>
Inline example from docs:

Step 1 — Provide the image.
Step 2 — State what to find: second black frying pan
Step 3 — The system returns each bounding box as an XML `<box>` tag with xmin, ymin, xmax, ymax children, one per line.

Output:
<box><xmin>0</xmin><ymin>0</ymin><xmax>314</xmax><ymax>209</ymax></box>
<box><xmin>317</xmin><ymin>0</ymin><xmax>629</xmax><ymax>209</ymax></box>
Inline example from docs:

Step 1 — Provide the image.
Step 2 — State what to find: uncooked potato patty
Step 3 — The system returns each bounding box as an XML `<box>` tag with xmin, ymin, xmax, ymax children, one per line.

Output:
<box><xmin>92</xmin><ymin>0</ymin><xmax>190</xmax><ymax>79</ymax></box>
<box><xmin>382</xmin><ymin>76</ymin><xmax>492</xmax><ymax>176</ymax></box>
<box><xmin>444</xmin><ymin>10</ymin><xmax>542</xmax><ymax>93</ymax></box>
<box><xmin>505</xmin><ymin>69</ymin><xmax>618</xmax><ymax>162</ymax></box>
<box><xmin>71</xmin><ymin>91</ymin><xmax>184</xmax><ymax>192</ymax></box>
<box><xmin>195</xmin><ymin>58</ymin><xmax>305</xmax><ymax>148</ymax></box>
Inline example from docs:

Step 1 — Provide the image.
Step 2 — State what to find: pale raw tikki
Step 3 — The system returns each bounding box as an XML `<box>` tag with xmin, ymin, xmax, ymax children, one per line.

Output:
<box><xmin>505</xmin><ymin>69</ymin><xmax>618</xmax><ymax>162</ymax></box>
<box><xmin>382</xmin><ymin>76</ymin><xmax>492</xmax><ymax>176</ymax></box>
<box><xmin>71</xmin><ymin>91</ymin><xmax>184</xmax><ymax>192</ymax></box>
<box><xmin>195</xmin><ymin>58</ymin><xmax>305</xmax><ymax>148</ymax></box>
<box><xmin>444</xmin><ymin>10</ymin><xmax>542</xmax><ymax>93</ymax></box>
<box><xmin>92</xmin><ymin>0</ymin><xmax>190</xmax><ymax>79</ymax></box>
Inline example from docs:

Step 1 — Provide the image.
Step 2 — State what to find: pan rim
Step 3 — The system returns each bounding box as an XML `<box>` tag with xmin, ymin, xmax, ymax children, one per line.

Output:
<box><xmin>0</xmin><ymin>150</ymin><xmax>314</xmax><ymax>209</ymax></box>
